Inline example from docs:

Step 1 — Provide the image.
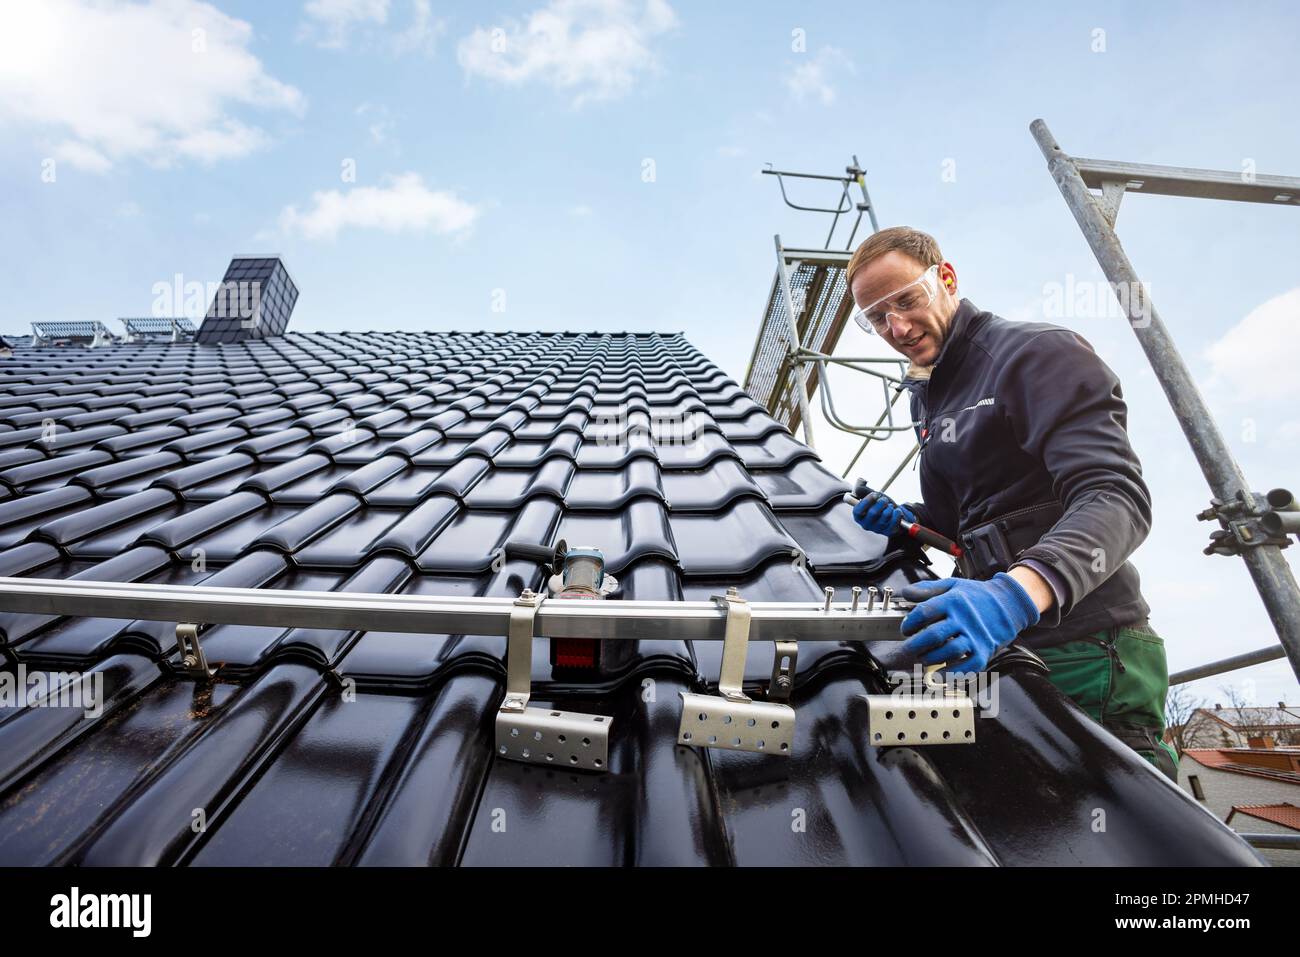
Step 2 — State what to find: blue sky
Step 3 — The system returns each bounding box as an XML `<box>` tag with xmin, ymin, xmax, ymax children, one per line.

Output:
<box><xmin>2</xmin><ymin>0</ymin><xmax>1297</xmax><ymax>707</ymax></box>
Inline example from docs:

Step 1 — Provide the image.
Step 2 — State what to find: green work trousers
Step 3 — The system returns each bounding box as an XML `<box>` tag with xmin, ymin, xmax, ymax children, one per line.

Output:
<box><xmin>1035</xmin><ymin>621</ymin><xmax>1180</xmax><ymax>781</ymax></box>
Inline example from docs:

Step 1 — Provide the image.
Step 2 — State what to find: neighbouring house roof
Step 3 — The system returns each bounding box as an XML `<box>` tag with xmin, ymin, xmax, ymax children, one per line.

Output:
<box><xmin>1182</xmin><ymin>748</ymin><xmax>1300</xmax><ymax>784</ymax></box>
<box><xmin>0</xmin><ymin>330</ymin><xmax>1262</xmax><ymax>866</ymax></box>
<box><xmin>1191</xmin><ymin>706</ymin><xmax>1300</xmax><ymax>731</ymax></box>
<box><xmin>1226</xmin><ymin>803</ymin><xmax>1300</xmax><ymax>832</ymax></box>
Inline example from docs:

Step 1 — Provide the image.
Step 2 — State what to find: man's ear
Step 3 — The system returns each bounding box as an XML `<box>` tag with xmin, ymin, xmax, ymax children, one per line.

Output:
<box><xmin>939</xmin><ymin>261</ymin><xmax>958</xmax><ymax>295</ymax></box>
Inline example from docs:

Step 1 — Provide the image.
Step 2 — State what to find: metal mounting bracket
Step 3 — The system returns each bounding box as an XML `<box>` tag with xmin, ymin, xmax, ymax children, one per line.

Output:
<box><xmin>767</xmin><ymin>639</ymin><xmax>798</xmax><ymax>703</ymax></box>
<box><xmin>862</xmin><ymin>664</ymin><xmax>976</xmax><ymax>747</ymax></box>
<box><xmin>1198</xmin><ymin>490</ymin><xmax>1294</xmax><ymax>556</ymax></box>
<box><xmin>677</xmin><ymin>588</ymin><xmax>797</xmax><ymax>756</ymax></box>
<box><xmin>174</xmin><ymin>623</ymin><xmax>216</xmax><ymax>679</ymax></box>
<box><xmin>1097</xmin><ymin>179</ymin><xmax>1127</xmax><ymax>226</ymax></box>
<box><xmin>495</xmin><ymin>589</ymin><xmax>612</xmax><ymax>772</ymax></box>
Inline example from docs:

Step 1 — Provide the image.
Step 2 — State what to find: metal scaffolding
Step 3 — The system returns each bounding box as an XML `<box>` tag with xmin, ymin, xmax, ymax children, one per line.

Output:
<box><xmin>1031</xmin><ymin>118</ymin><xmax>1300</xmax><ymax>684</ymax></box>
<box><xmin>742</xmin><ymin>156</ymin><xmax>921</xmax><ymax>488</ymax></box>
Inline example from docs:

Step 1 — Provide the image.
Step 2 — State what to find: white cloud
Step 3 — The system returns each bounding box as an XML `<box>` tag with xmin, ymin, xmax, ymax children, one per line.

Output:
<box><xmin>278</xmin><ymin>172</ymin><xmax>480</xmax><ymax>241</ymax></box>
<box><xmin>1204</xmin><ymin>287</ymin><xmax>1300</xmax><ymax>402</ymax></box>
<box><xmin>300</xmin><ymin>0</ymin><xmax>443</xmax><ymax>55</ymax></box>
<box><xmin>52</xmin><ymin>140</ymin><xmax>111</xmax><ymax>174</ymax></box>
<box><xmin>457</xmin><ymin>0</ymin><xmax>677</xmax><ymax>105</ymax></box>
<box><xmin>391</xmin><ymin>0</ymin><xmax>445</xmax><ymax>56</ymax></box>
<box><xmin>356</xmin><ymin>102</ymin><xmax>397</xmax><ymax>145</ymax></box>
<box><xmin>569</xmin><ymin>204</ymin><xmax>593</xmax><ymax>217</ymax></box>
<box><xmin>300</xmin><ymin>0</ymin><xmax>390</xmax><ymax>49</ymax></box>
<box><xmin>0</xmin><ymin>0</ymin><xmax>303</xmax><ymax>171</ymax></box>
<box><xmin>784</xmin><ymin>46</ymin><xmax>854</xmax><ymax>105</ymax></box>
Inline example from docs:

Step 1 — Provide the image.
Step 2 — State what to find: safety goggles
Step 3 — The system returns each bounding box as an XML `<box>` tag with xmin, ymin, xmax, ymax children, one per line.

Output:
<box><xmin>851</xmin><ymin>264</ymin><xmax>940</xmax><ymax>335</ymax></box>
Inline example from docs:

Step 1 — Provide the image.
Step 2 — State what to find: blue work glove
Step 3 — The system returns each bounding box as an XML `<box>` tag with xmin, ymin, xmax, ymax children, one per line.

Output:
<box><xmin>851</xmin><ymin>489</ymin><xmax>916</xmax><ymax>537</ymax></box>
<box><xmin>897</xmin><ymin>573</ymin><xmax>1041</xmax><ymax>674</ymax></box>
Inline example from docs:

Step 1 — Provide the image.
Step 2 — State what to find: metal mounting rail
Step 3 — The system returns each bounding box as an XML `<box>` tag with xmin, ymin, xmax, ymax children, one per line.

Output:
<box><xmin>0</xmin><ymin>576</ymin><xmax>909</xmax><ymax>643</ymax></box>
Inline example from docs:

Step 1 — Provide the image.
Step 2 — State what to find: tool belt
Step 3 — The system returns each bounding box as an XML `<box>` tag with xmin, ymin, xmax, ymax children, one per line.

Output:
<box><xmin>958</xmin><ymin>501</ymin><xmax>1064</xmax><ymax>580</ymax></box>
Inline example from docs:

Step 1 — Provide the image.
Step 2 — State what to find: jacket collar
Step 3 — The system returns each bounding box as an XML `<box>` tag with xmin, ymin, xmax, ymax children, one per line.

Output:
<box><xmin>931</xmin><ymin>297</ymin><xmax>980</xmax><ymax>370</ymax></box>
<box><xmin>903</xmin><ymin>298</ymin><xmax>980</xmax><ymax>387</ymax></box>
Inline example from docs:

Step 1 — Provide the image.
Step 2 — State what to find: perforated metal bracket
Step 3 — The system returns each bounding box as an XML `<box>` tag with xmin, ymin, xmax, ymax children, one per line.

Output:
<box><xmin>495</xmin><ymin>589</ymin><xmax>612</xmax><ymax>772</ymax></box>
<box><xmin>863</xmin><ymin>665</ymin><xmax>975</xmax><ymax>747</ymax></box>
<box><xmin>174</xmin><ymin>623</ymin><xmax>216</xmax><ymax>680</ymax></box>
<box><xmin>497</xmin><ymin>707</ymin><xmax>611</xmax><ymax>771</ymax></box>
<box><xmin>677</xmin><ymin>588</ymin><xmax>797</xmax><ymax>756</ymax></box>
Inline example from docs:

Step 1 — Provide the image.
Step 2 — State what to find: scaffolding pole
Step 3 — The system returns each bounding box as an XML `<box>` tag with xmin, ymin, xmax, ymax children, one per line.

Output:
<box><xmin>1031</xmin><ymin>119</ymin><xmax>1300</xmax><ymax>684</ymax></box>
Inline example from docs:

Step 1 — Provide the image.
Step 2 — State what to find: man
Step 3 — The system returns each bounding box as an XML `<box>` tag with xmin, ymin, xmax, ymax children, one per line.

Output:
<box><xmin>847</xmin><ymin>226</ymin><xmax>1179</xmax><ymax>779</ymax></box>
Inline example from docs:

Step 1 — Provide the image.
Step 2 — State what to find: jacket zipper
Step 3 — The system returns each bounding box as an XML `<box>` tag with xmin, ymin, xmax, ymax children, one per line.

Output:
<box><xmin>979</xmin><ymin>500</ymin><xmax>1063</xmax><ymax>527</ymax></box>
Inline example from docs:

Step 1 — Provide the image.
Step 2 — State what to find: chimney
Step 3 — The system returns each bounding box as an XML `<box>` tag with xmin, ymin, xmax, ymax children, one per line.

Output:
<box><xmin>1280</xmin><ymin>701</ymin><xmax>1287</xmax><ymax>709</ymax></box>
<box><xmin>1214</xmin><ymin>703</ymin><xmax>1222</xmax><ymax>710</ymax></box>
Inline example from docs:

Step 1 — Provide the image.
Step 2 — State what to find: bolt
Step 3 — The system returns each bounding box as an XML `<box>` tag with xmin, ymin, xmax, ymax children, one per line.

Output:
<box><xmin>851</xmin><ymin>586</ymin><xmax>862</xmax><ymax>612</ymax></box>
<box><xmin>882</xmin><ymin>586</ymin><xmax>893</xmax><ymax>611</ymax></box>
<box><xmin>866</xmin><ymin>587</ymin><xmax>878</xmax><ymax>612</ymax></box>
<box><xmin>183</xmin><ymin>655</ymin><xmax>197</xmax><ymax>668</ymax></box>
<box><xmin>823</xmin><ymin>586</ymin><xmax>834</xmax><ymax>612</ymax></box>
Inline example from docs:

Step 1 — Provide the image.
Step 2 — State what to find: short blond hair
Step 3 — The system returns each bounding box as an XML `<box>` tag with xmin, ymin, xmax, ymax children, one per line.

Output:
<box><xmin>846</xmin><ymin>226</ymin><xmax>944</xmax><ymax>289</ymax></box>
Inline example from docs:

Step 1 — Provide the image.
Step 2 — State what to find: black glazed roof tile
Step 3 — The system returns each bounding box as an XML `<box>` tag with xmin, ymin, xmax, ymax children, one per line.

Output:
<box><xmin>0</xmin><ymin>330</ymin><xmax>1261</xmax><ymax>866</ymax></box>
<box><xmin>556</xmin><ymin>499</ymin><xmax>677</xmax><ymax>574</ymax></box>
<box><xmin>659</xmin><ymin>458</ymin><xmax>765</xmax><ymax>511</ymax></box>
<box><xmin>562</xmin><ymin>458</ymin><xmax>661</xmax><ymax>509</ymax></box>
<box><xmin>752</xmin><ymin>457</ymin><xmax>852</xmax><ymax>509</ymax></box>
<box><xmin>773</xmin><ymin>501</ymin><xmax>891</xmax><ymax>569</ymax></box>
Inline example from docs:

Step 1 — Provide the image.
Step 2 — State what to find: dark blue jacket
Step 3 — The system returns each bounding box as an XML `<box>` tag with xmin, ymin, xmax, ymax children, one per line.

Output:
<box><xmin>898</xmin><ymin>298</ymin><xmax>1152</xmax><ymax>647</ymax></box>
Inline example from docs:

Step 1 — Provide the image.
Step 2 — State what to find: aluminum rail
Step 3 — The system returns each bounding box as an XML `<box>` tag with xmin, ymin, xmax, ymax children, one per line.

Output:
<box><xmin>1074</xmin><ymin>157</ymin><xmax>1300</xmax><ymax>206</ymax></box>
<box><xmin>1168</xmin><ymin>645</ymin><xmax>1287</xmax><ymax>686</ymax></box>
<box><xmin>1240</xmin><ymin>833</ymin><xmax>1300</xmax><ymax>851</ymax></box>
<box><xmin>778</xmin><ymin>247</ymin><xmax>853</xmax><ymax>266</ymax></box>
<box><xmin>0</xmin><ymin>576</ymin><xmax>909</xmax><ymax>644</ymax></box>
<box><xmin>1031</xmin><ymin>118</ymin><xmax>1300</xmax><ymax>684</ymax></box>
<box><xmin>760</xmin><ymin>155</ymin><xmax>877</xmax><ymax>249</ymax></box>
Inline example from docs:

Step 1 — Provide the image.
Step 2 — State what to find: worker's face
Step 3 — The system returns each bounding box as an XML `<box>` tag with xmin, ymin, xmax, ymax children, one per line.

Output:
<box><xmin>850</xmin><ymin>251</ymin><xmax>960</xmax><ymax>367</ymax></box>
